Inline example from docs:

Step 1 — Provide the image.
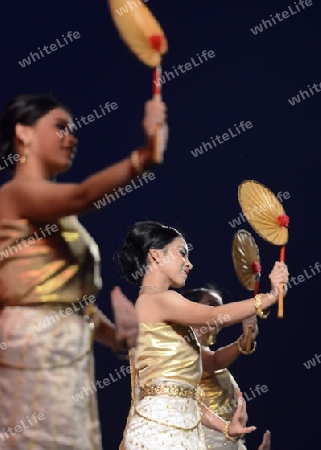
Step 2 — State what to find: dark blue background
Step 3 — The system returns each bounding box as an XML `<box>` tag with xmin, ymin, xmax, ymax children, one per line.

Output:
<box><xmin>1</xmin><ymin>0</ymin><xmax>321</xmax><ymax>448</ymax></box>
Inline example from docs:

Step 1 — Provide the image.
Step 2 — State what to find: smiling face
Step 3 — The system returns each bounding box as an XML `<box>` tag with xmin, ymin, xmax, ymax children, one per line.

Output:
<box><xmin>15</xmin><ymin>107</ymin><xmax>77</xmax><ymax>175</ymax></box>
<box><xmin>151</xmin><ymin>237</ymin><xmax>193</xmax><ymax>288</ymax></box>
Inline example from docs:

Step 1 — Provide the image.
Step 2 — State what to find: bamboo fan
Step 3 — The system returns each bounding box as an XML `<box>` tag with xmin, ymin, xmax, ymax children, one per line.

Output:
<box><xmin>238</xmin><ymin>180</ymin><xmax>289</xmax><ymax>318</ymax></box>
<box><xmin>107</xmin><ymin>0</ymin><xmax>168</xmax><ymax>162</ymax></box>
<box><xmin>232</xmin><ymin>229</ymin><xmax>263</xmax><ymax>351</ymax></box>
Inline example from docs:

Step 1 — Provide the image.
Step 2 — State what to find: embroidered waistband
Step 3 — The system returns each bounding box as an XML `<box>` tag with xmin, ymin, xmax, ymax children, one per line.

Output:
<box><xmin>140</xmin><ymin>382</ymin><xmax>205</xmax><ymax>402</ymax></box>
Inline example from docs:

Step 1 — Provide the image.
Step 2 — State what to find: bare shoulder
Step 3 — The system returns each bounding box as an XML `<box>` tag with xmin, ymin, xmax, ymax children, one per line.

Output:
<box><xmin>136</xmin><ymin>290</ymin><xmax>182</xmax><ymax>304</ymax></box>
<box><xmin>162</xmin><ymin>290</ymin><xmax>190</xmax><ymax>305</ymax></box>
<box><xmin>135</xmin><ymin>290</ymin><xmax>190</xmax><ymax>323</ymax></box>
<box><xmin>0</xmin><ymin>179</ymin><xmax>51</xmax><ymax>220</ymax></box>
<box><xmin>0</xmin><ymin>178</ymin><xmax>45</xmax><ymax>195</ymax></box>
<box><xmin>135</xmin><ymin>290</ymin><xmax>184</xmax><ymax>322</ymax></box>
<box><xmin>7</xmin><ymin>178</ymin><xmax>50</xmax><ymax>189</ymax></box>
<box><xmin>144</xmin><ymin>290</ymin><xmax>184</xmax><ymax>306</ymax></box>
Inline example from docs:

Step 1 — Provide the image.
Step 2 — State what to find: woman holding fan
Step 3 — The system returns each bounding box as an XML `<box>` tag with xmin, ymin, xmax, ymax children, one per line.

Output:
<box><xmin>0</xmin><ymin>93</ymin><xmax>167</xmax><ymax>449</ymax></box>
<box><xmin>116</xmin><ymin>220</ymin><xmax>287</xmax><ymax>449</ymax></box>
<box><xmin>182</xmin><ymin>284</ymin><xmax>271</xmax><ymax>450</ymax></box>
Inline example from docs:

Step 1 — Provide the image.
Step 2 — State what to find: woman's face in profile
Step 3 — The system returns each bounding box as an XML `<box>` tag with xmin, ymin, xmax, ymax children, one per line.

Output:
<box><xmin>157</xmin><ymin>237</ymin><xmax>193</xmax><ymax>288</ymax></box>
<box><xmin>21</xmin><ymin>107</ymin><xmax>77</xmax><ymax>174</ymax></box>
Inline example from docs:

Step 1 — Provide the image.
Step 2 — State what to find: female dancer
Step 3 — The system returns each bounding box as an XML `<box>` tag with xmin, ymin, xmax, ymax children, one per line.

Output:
<box><xmin>116</xmin><ymin>221</ymin><xmax>288</xmax><ymax>449</ymax></box>
<box><xmin>182</xmin><ymin>285</ymin><xmax>271</xmax><ymax>450</ymax></box>
<box><xmin>0</xmin><ymin>93</ymin><xmax>167</xmax><ymax>449</ymax></box>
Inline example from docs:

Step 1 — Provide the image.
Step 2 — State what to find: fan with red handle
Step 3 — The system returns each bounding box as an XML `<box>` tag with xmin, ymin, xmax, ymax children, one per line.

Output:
<box><xmin>238</xmin><ymin>180</ymin><xmax>289</xmax><ymax>318</ymax></box>
<box><xmin>107</xmin><ymin>0</ymin><xmax>168</xmax><ymax>163</ymax></box>
<box><xmin>232</xmin><ymin>229</ymin><xmax>264</xmax><ymax>351</ymax></box>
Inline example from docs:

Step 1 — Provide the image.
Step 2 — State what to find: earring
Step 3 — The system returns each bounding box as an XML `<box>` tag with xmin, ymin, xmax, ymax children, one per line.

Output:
<box><xmin>20</xmin><ymin>143</ymin><xmax>30</xmax><ymax>164</ymax></box>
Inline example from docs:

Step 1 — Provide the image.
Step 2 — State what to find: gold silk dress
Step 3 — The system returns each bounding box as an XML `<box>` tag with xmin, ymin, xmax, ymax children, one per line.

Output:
<box><xmin>200</xmin><ymin>352</ymin><xmax>246</xmax><ymax>450</ymax></box>
<box><xmin>0</xmin><ymin>216</ymin><xmax>102</xmax><ymax>449</ymax></box>
<box><xmin>120</xmin><ymin>323</ymin><xmax>207</xmax><ymax>450</ymax></box>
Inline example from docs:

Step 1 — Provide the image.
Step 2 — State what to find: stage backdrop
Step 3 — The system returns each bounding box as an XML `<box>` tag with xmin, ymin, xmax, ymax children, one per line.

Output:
<box><xmin>1</xmin><ymin>0</ymin><xmax>321</xmax><ymax>448</ymax></box>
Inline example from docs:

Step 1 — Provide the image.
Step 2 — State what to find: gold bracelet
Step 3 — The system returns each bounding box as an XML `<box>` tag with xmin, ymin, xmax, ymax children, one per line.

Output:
<box><xmin>223</xmin><ymin>421</ymin><xmax>238</xmax><ymax>442</ymax></box>
<box><xmin>130</xmin><ymin>149</ymin><xmax>143</xmax><ymax>175</ymax></box>
<box><xmin>237</xmin><ymin>335</ymin><xmax>257</xmax><ymax>355</ymax></box>
<box><xmin>254</xmin><ymin>294</ymin><xmax>270</xmax><ymax>319</ymax></box>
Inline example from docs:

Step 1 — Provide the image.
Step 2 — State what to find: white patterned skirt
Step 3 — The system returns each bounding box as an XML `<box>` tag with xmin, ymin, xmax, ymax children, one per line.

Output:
<box><xmin>0</xmin><ymin>305</ymin><xmax>102</xmax><ymax>450</ymax></box>
<box><xmin>120</xmin><ymin>380</ymin><xmax>206</xmax><ymax>450</ymax></box>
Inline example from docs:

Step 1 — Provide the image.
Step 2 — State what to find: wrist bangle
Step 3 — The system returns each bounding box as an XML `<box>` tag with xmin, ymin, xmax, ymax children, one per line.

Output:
<box><xmin>237</xmin><ymin>335</ymin><xmax>257</xmax><ymax>355</ymax></box>
<box><xmin>131</xmin><ymin>146</ymin><xmax>156</xmax><ymax>175</ymax></box>
<box><xmin>130</xmin><ymin>149</ymin><xmax>143</xmax><ymax>175</ymax></box>
<box><xmin>254</xmin><ymin>294</ymin><xmax>270</xmax><ymax>319</ymax></box>
<box><xmin>223</xmin><ymin>421</ymin><xmax>238</xmax><ymax>442</ymax></box>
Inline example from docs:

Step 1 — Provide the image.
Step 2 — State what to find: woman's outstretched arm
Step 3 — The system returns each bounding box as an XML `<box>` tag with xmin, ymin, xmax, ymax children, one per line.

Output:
<box><xmin>4</xmin><ymin>99</ymin><xmax>167</xmax><ymax>222</ymax></box>
<box><xmin>201</xmin><ymin>316</ymin><xmax>258</xmax><ymax>371</ymax></box>
<box><xmin>145</xmin><ymin>263</ymin><xmax>287</xmax><ymax>328</ymax></box>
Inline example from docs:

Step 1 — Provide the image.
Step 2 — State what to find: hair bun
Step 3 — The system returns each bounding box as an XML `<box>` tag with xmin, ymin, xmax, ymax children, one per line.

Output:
<box><xmin>117</xmin><ymin>239</ymin><xmax>146</xmax><ymax>285</ymax></box>
<box><xmin>116</xmin><ymin>221</ymin><xmax>183</xmax><ymax>285</ymax></box>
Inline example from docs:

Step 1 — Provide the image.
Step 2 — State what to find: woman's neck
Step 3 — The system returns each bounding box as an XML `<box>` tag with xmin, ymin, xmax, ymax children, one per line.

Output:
<box><xmin>140</xmin><ymin>276</ymin><xmax>170</xmax><ymax>293</ymax></box>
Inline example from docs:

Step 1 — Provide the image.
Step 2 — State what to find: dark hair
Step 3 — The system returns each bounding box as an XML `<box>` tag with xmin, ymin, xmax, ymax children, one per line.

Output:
<box><xmin>116</xmin><ymin>221</ymin><xmax>184</xmax><ymax>285</ymax></box>
<box><xmin>0</xmin><ymin>94</ymin><xmax>71</xmax><ymax>170</ymax></box>
<box><xmin>182</xmin><ymin>282</ymin><xmax>223</xmax><ymax>307</ymax></box>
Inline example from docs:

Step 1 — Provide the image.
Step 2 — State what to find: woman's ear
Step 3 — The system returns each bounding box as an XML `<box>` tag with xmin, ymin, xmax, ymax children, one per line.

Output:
<box><xmin>148</xmin><ymin>248</ymin><xmax>162</xmax><ymax>264</ymax></box>
<box><xmin>15</xmin><ymin>123</ymin><xmax>32</xmax><ymax>147</ymax></box>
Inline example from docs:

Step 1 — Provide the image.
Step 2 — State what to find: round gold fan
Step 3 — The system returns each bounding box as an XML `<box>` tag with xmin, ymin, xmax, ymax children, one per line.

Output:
<box><xmin>238</xmin><ymin>181</ymin><xmax>288</xmax><ymax>246</ymax></box>
<box><xmin>107</xmin><ymin>0</ymin><xmax>168</xmax><ymax>163</ymax></box>
<box><xmin>238</xmin><ymin>180</ymin><xmax>289</xmax><ymax>318</ymax></box>
<box><xmin>232</xmin><ymin>229</ymin><xmax>261</xmax><ymax>291</ymax></box>
<box><xmin>108</xmin><ymin>0</ymin><xmax>167</xmax><ymax>68</ymax></box>
<box><xmin>232</xmin><ymin>229</ymin><xmax>263</xmax><ymax>350</ymax></box>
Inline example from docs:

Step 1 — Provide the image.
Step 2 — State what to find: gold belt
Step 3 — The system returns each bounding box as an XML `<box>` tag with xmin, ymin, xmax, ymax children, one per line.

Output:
<box><xmin>140</xmin><ymin>382</ymin><xmax>205</xmax><ymax>402</ymax></box>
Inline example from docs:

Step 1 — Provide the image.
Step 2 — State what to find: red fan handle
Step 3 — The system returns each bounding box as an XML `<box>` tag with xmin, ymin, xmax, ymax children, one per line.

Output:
<box><xmin>277</xmin><ymin>245</ymin><xmax>285</xmax><ymax>318</ymax></box>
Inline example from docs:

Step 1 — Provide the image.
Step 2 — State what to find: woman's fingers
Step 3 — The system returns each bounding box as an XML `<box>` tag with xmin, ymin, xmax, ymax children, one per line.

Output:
<box><xmin>258</xmin><ymin>430</ymin><xmax>271</xmax><ymax>450</ymax></box>
<box><xmin>271</xmin><ymin>262</ymin><xmax>289</xmax><ymax>278</ymax></box>
<box><xmin>241</xmin><ymin>425</ymin><xmax>257</xmax><ymax>434</ymax></box>
<box><xmin>142</xmin><ymin>99</ymin><xmax>168</xmax><ymax>138</ymax></box>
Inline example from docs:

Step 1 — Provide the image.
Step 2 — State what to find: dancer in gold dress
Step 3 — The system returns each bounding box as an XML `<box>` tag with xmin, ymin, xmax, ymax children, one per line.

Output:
<box><xmin>182</xmin><ymin>285</ymin><xmax>271</xmax><ymax>450</ymax></box>
<box><xmin>0</xmin><ymin>93</ymin><xmax>167</xmax><ymax>449</ymax></box>
<box><xmin>116</xmin><ymin>221</ymin><xmax>287</xmax><ymax>449</ymax></box>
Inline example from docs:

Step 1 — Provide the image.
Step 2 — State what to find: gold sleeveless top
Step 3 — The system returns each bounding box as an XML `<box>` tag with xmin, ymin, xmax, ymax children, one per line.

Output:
<box><xmin>0</xmin><ymin>216</ymin><xmax>102</xmax><ymax>306</ymax></box>
<box><xmin>200</xmin><ymin>368</ymin><xmax>239</xmax><ymax>421</ymax></box>
<box><xmin>132</xmin><ymin>323</ymin><xmax>202</xmax><ymax>387</ymax></box>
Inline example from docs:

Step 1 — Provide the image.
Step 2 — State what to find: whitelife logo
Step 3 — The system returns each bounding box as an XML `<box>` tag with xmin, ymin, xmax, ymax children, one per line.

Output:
<box><xmin>153</xmin><ymin>50</ymin><xmax>216</xmax><ymax>87</ymax></box>
<box><xmin>56</xmin><ymin>102</ymin><xmax>118</xmax><ymax>138</ymax></box>
<box><xmin>303</xmin><ymin>353</ymin><xmax>321</xmax><ymax>369</ymax></box>
<box><xmin>250</xmin><ymin>0</ymin><xmax>313</xmax><ymax>35</ymax></box>
<box><xmin>228</xmin><ymin>191</ymin><xmax>290</xmax><ymax>228</ymax></box>
<box><xmin>191</xmin><ymin>121</ymin><xmax>253</xmax><ymax>158</ymax></box>
<box><xmin>18</xmin><ymin>31</ymin><xmax>81</xmax><ymax>68</ymax></box>
<box><xmin>93</xmin><ymin>172</ymin><xmax>156</xmax><ymax>209</ymax></box>
<box><xmin>0</xmin><ymin>413</ymin><xmax>45</xmax><ymax>442</ymax></box>
<box><xmin>0</xmin><ymin>224</ymin><xmax>58</xmax><ymax>261</ymax></box>
<box><xmin>72</xmin><ymin>365</ymin><xmax>131</xmax><ymax>402</ymax></box>
<box><xmin>288</xmin><ymin>81</ymin><xmax>321</xmax><ymax>106</ymax></box>
<box><xmin>115</xmin><ymin>0</ymin><xmax>149</xmax><ymax>16</ymax></box>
